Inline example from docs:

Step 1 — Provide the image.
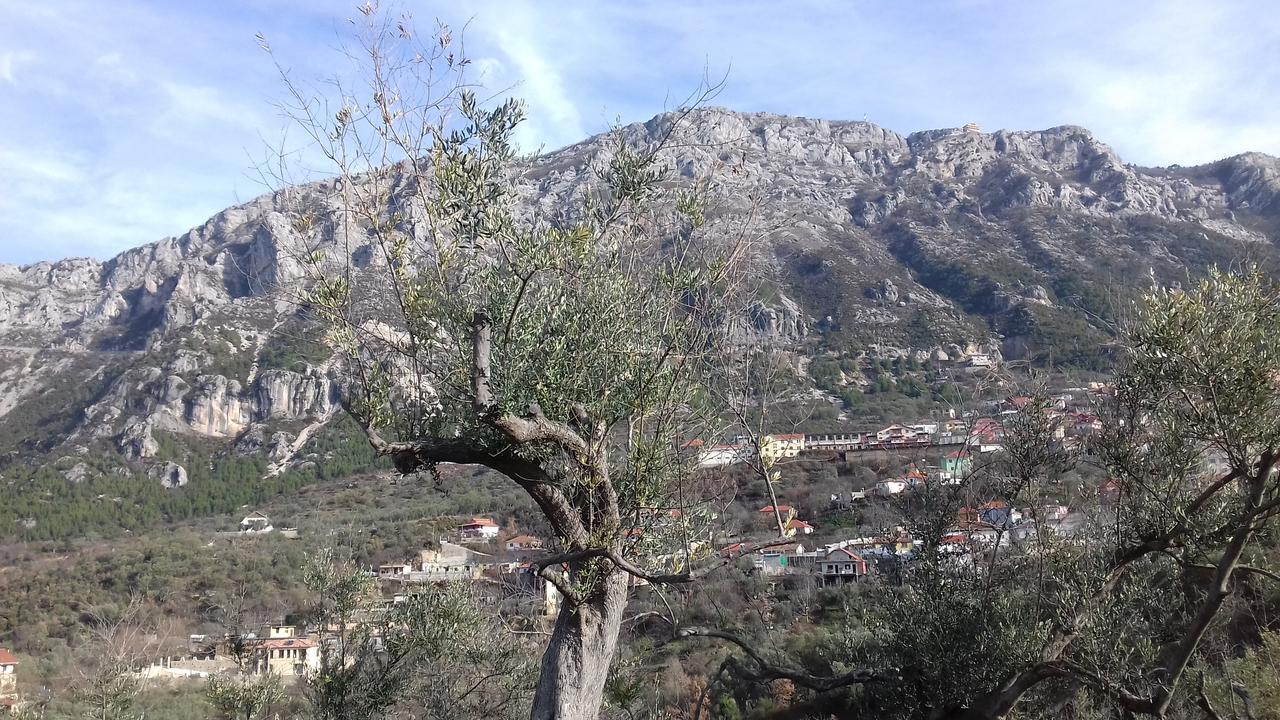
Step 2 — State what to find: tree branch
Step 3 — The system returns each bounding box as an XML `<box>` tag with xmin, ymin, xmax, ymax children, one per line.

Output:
<box><xmin>675</xmin><ymin>626</ymin><xmax>890</xmax><ymax>692</ymax></box>
<box><xmin>533</xmin><ymin>538</ymin><xmax>795</xmax><ymax>585</ymax></box>
<box><xmin>469</xmin><ymin>311</ymin><xmax>592</xmax><ymax>457</ymax></box>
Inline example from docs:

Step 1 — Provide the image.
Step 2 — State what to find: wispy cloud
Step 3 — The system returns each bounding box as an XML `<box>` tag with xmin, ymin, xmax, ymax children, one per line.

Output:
<box><xmin>0</xmin><ymin>0</ymin><xmax>1277</xmax><ymax>265</ymax></box>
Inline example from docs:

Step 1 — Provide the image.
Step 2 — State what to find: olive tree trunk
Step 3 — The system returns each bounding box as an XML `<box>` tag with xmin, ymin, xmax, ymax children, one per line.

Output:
<box><xmin>530</xmin><ymin>569</ymin><xmax>630</xmax><ymax>720</ymax></box>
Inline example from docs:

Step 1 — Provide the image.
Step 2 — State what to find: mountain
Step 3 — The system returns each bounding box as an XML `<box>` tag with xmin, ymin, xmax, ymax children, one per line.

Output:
<box><xmin>1</xmin><ymin>108</ymin><xmax>1278</xmax><ymax>538</ymax></box>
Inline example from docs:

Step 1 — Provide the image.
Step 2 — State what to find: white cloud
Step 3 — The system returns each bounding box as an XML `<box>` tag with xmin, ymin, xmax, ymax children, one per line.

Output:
<box><xmin>471</xmin><ymin>2</ymin><xmax>588</xmax><ymax>152</ymax></box>
<box><xmin>0</xmin><ymin>0</ymin><xmax>1277</xmax><ymax>265</ymax></box>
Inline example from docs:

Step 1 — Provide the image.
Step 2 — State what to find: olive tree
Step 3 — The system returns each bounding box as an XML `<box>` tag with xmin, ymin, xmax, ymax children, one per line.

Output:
<box><xmin>301</xmin><ymin>550</ymin><xmax>533</xmax><ymax>720</ymax></box>
<box><xmin>896</xmin><ymin>268</ymin><xmax>1280</xmax><ymax>720</ymax></box>
<box><xmin>260</xmin><ymin>7</ymin><xmax>756</xmax><ymax>719</ymax></box>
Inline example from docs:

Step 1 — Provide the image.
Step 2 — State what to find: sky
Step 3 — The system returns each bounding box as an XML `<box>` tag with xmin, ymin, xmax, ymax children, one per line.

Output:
<box><xmin>1</xmin><ymin>0</ymin><xmax>1277</xmax><ymax>265</ymax></box>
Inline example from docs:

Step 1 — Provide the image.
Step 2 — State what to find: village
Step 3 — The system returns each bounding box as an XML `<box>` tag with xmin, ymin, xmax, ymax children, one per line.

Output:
<box><xmin>0</xmin><ymin>391</ymin><xmax>1114</xmax><ymax>712</ymax></box>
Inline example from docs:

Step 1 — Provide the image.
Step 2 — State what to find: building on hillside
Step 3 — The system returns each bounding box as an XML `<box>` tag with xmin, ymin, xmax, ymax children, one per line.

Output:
<box><xmin>978</xmin><ymin>501</ymin><xmax>1020</xmax><ymax>527</ymax></box>
<box><xmin>760</xmin><ymin>434</ymin><xmax>805</xmax><ymax>460</ymax></box>
<box><xmin>458</xmin><ymin>518</ymin><xmax>500</xmax><ymax>541</ymax></box>
<box><xmin>819</xmin><ymin>548</ymin><xmax>869</xmax><ymax>584</ymax></box>
<box><xmin>378</xmin><ymin>563</ymin><xmax>411</xmax><ymax>579</ymax></box>
<box><xmin>697</xmin><ymin>443</ymin><xmax>748</xmax><ymax>468</ymax></box>
<box><xmin>875</xmin><ymin>479</ymin><xmax>907</xmax><ymax>496</ymax></box>
<box><xmin>0</xmin><ymin>649</ymin><xmax>16</xmax><ymax>696</ymax></box>
<box><xmin>249</xmin><ymin>637</ymin><xmax>319</xmax><ymax>677</ymax></box>
<box><xmin>876</xmin><ymin>424</ymin><xmax>914</xmax><ymax>442</ymax></box>
<box><xmin>1031</xmin><ymin>504</ymin><xmax>1069</xmax><ymax>522</ymax></box>
<box><xmin>786</xmin><ymin>518</ymin><xmax>814</xmax><ymax>535</ymax></box>
<box><xmin>240</xmin><ymin>511</ymin><xmax>273</xmax><ymax>534</ymax></box>
<box><xmin>505</xmin><ymin>535</ymin><xmax>544</xmax><ymax>552</ymax></box>
<box><xmin>968</xmin><ymin>354</ymin><xmax>994</xmax><ymax>368</ymax></box>
<box><xmin>759</xmin><ymin>505</ymin><xmax>797</xmax><ymax>526</ymax></box>
<box><xmin>412</xmin><ymin>541</ymin><xmax>489</xmax><ymax>581</ymax></box>
<box><xmin>804</xmin><ymin>433</ymin><xmax>863</xmax><ymax>451</ymax></box>
<box><xmin>941</xmin><ymin>450</ymin><xmax>972</xmax><ymax>480</ymax></box>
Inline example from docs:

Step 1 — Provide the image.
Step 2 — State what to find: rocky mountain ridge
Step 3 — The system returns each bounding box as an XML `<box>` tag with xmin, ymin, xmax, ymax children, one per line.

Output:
<box><xmin>1</xmin><ymin>108</ymin><xmax>1277</xmax><ymax>488</ymax></box>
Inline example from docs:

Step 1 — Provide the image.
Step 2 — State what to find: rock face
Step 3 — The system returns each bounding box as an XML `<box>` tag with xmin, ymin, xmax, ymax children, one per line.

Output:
<box><xmin>154</xmin><ymin>461</ymin><xmax>188</xmax><ymax>489</ymax></box>
<box><xmin>0</xmin><ymin>108</ymin><xmax>1276</xmax><ymax>477</ymax></box>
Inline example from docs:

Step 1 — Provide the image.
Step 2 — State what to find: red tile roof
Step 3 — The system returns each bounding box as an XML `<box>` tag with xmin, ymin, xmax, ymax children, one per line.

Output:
<box><xmin>786</xmin><ymin>519</ymin><xmax>813</xmax><ymax>530</ymax></box>
<box><xmin>771</xmin><ymin>433</ymin><xmax>805</xmax><ymax>441</ymax></box>
<box><xmin>0</xmin><ymin>648</ymin><xmax>17</xmax><ymax>664</ymax></box>
<box><xmin>459</xmin><ymin>518</ymin><xmax>497</xmax><ymax>527</ymax></box>
<box><xmin>759</xmin><ymin>505</ymin><xmax>793</xmax><ymax>514</ymax></box>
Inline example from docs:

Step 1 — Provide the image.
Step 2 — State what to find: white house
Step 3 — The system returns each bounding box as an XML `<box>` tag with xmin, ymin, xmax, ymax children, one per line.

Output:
<box><xmin>458</xmin><ymin>518</ymin><xmax>499</xmax><ymax>541</ymax></box>
<box><xmin>876</xmin><ymin>424</ymin><xmax>913</xmax><ymax>442</ymax></box>
<box><xmin>0</xmin><ymin>648</ymin><xmax>16</xmax><ymax>696</ymax></box>
<box><xmin>804</xmin><ymin>433</ymin><xmax>863</xmax><ymax>450</ymax></box>
<box><xmin>239</xmin><ymin>511</ymin><xmax>273</xmax><ymax>534</ymax></box>
<box><xmin>377</xmin><ymin>564</ymin><xmax>411</xmax><ymax>579</ymax></box>
<box><xmin>505</xmin><ymin>535</ymin><xmax>544</xmax><ymax>552</ymax></box>
<box><xmin>786</xmin><ymin>519</ymin><xmax>815</xmax><ymax>535</ymax></box>
<box><xmin>697</xmin><ymin>444</ymin><xmax>747</xmax><ymax>468</ymax></box>
<box><xmin>968</xmin><ymin>354</ymin><xmax>994</xmax><ymax>368</ymax></box>
<box><xmin>875</xmin><ymin>479</ymin><xmax>907</xmax><ymax>496</ymax></box>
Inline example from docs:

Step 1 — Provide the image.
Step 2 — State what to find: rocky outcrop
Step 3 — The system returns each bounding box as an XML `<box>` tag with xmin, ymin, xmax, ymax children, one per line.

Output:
<box><xmin>252</xmin><ymin>369</ymin><xmax>335</xmax><ymax>421</ymax></box>
<box><xmin>0</xmin><ymin>107</ymin><xmax>1276</xmax><ymax>471</ymax></box>
<box><xmin>185</xmin><ymin>375</ymin><xmax>249</xmax><ymax>437</ymax></box>
<box><xmin>118</xmin><ymin>419</ymin><xmax>159</xmax><ymax>460</ymax></box>
<box><xmin>748</xmin><ymin>296</ymin><xmax>808</xmax><ymax>341</ymax></box>
<box><xmin>153</xmin><ymin>461</ymin><xmax>188</xmax><ymax>489</ymax></box>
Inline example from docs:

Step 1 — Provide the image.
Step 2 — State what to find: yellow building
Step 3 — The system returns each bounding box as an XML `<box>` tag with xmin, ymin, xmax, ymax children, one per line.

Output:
<box><xmin>250</xmin><ymin>637</ymin><xmax>320</xmax><ymax>677</ymax></box>
<box><xmin>760</xmin><ymin>433</ymin><xmax>805</xmax><ymax>460</ymax></box>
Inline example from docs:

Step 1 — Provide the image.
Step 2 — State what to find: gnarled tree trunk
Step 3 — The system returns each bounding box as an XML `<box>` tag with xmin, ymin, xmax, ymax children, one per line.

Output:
<box><xmin>530</xmin><ymin>569</ymin><xmax>630</xmax><ymax>720</ymax></box>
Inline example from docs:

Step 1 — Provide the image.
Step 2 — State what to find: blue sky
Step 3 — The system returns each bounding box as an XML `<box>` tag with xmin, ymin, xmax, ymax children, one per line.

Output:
<box><xmin>1</xmin><ymin>0</ymin><xmax>1277</xmax><ymax>265</ymax></box>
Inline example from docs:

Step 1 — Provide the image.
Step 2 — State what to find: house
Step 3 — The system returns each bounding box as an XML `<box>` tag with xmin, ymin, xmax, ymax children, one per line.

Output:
<box><xmin>875</xmin><ymin>479</ymin><xmax>907</xmax><ymax>496</ymax></box>
<box><xmin>697</xmin><ymin>443</ymin><xmax>747</xmax><ymax>467</ymax></box>
<box><xmin>414</xmin><ymin>541</ymin><xmax>488</xmax><ymax>581</ymax></box>
<box><xmin>760</xmin><ymin>434</ymin><xmax>805</xmax><ymax>460</ymax></box>
<box><xmin>941</xmin><ymin>450</ymin><xmax>972</xmax><ymax>480</ymax></box>
<box><xmin>759</xmin><ymin>505</ymin><xmax>797</xmax><ymax>524</ymax></box>
<box><xmin>879</xmin><ymin>529</ymin><xmax>916</xmax><ymax>555</ymax></box>
<box><xmin>378</xmin><ymin>563</ymin><xmax>411</xmax><ymax>579</ymax></box>
<box><xmin>458</xmin><ymin>518</ymin><xmax>500</xmax><ymax>541</ymax></box>
<box><xmin>819</xmin><ymin>548</ymin><xmax>869</xmax><ymax>584</ymax></box>
<box><xmin>0</xmin><ymin>648</ymin><xmax>16</xmax><ymax>696</ymax></box>
<box><xmin>978</xmin><ymin>501</ymin><xmax>1019</xmax><ymax>527</ymax></box>
<box><xmin>968</xmin><ymin>353</ymin><xmax>994</xmax><ymax>368</ymax></box>
<box><xmin>876</xmin><ymin>424</ymin><xmax>914</xmax><ymax>442</ymax></box>
<box><xmin>786</xmin><ymin>518</ymin><xmax>814</xmax><ymax>535</ymax></box>
<box><xmin>240</xmin><ymin>511</ymin><xmax>273</xmax><ymax>534</ymax></box>
<box><xmin>505</xmin><ymin>535</ymin><xmax>544</xmax><ymax>552</ymax></box>
<box><xmin>249</xmin><ymin>637</ymin><xmax>320</xmax><ymax>677</ymax></box>
<box><xmin>1031</xmin><ymin>504</ymin><xmax>1069</xmax><ymax>522</ymax></box>
<box><xmin>968</xmin><ymin>418</ymin><xmax>1005</xmax><ymax>452</ymax></box>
